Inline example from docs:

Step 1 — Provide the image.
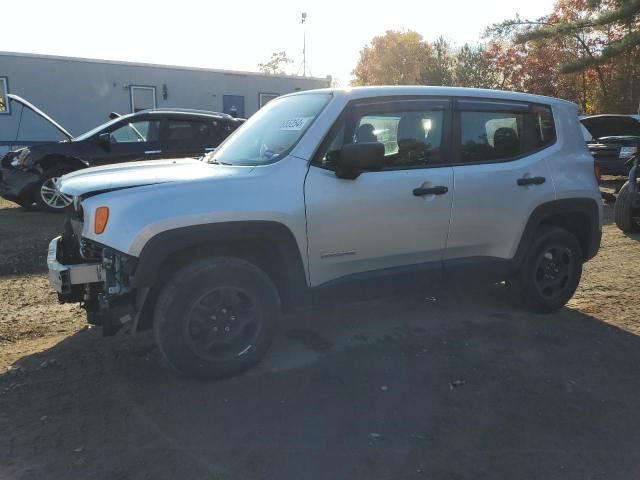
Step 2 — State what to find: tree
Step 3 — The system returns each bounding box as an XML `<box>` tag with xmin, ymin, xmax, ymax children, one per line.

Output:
<box><xmin>258</xmin><ymin>51</ymin><xmax>293</xmax><ymax>75</ymax></box>
<box><xmin>352</xmin><ymin>30</ymin><xmax>432</xmax><ymax>85</ymax></box>
<box><xmin>516</xmin><ymin>0</ymin><xmax>640</xmax><ymax>72</ymax></box>
<box><xmin>420</xmin><ymin>37</ymin><xmax>455</xmax><ymax>86</ymax></box>
<box><xmin>453</xmin><ymin>44</ymin><xmax>498</xmax><ymax>89</ymax></box>
<box><xmin>486</xmin><ymin>0</ymin><xmax>640</xmax><ymax>111</ymax></box>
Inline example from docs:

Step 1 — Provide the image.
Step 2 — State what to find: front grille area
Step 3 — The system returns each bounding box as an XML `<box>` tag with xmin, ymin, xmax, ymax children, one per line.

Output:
<box><xmin>81</xmin><ymin>238</ymin><xmax>104</xmax><ymax>261</ymax></box>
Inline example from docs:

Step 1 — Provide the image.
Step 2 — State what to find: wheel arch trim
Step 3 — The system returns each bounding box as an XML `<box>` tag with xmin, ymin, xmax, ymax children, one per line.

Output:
<box><xmin>514</xmin><ymin>197</ymin><xmax>601</xmax><ymax>267</ymax></box>
<box><xmin>131</xmin><ymin>220</ymin><xmax>310</xmax><ymax>309</ymax></box>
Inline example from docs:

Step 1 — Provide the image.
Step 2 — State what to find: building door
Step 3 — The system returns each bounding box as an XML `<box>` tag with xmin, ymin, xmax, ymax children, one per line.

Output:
<box><xmin>223</xmin><ymin>95</ymin><xmax>245</xmax><ymax>118</ymax></box>
<box><xmin>130</xmin><ymin>86</ymin><xmax>157</xmax><ymax>112</ymax></box>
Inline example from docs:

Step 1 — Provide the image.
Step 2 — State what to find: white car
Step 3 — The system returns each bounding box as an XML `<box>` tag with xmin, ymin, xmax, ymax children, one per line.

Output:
<box><xmin>47</xmin><ymin>86</ymin><xmax>602</xmax><ymax>378</ymax></box>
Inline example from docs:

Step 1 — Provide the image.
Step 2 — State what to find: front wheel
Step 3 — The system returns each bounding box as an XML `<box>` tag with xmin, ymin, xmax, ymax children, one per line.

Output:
<box><xmin>153</xmin><ymin>257</ymin><xmax>281</xmax><ymax>379</ymax></box>
<box><xmin>35</xmin><ymin>168</ymin><xmax>73</xmax><ymax>213</ymax></box>
<box><xmin>507</xmin><ymin>226</ymin><xmax>582</xmax><ymax>313</ymax></box>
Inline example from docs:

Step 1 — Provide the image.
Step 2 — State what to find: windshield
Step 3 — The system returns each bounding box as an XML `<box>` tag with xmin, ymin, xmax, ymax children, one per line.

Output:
<box><xmin>73</xmin><ymin>115</ymin><xmax>134</xmax><ymax>142</ymax></box>
<box><xmin>211</xmin><ymin>93</ymin><xmax>331</xmax><ymax>166</ymax></box>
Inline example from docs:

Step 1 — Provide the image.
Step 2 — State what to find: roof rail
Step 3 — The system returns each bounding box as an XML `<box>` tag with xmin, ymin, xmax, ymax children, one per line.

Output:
<box><xmin>139</xmin><ymin>107</ymin><xmax>236</xmax><ymax>119</ymax></box>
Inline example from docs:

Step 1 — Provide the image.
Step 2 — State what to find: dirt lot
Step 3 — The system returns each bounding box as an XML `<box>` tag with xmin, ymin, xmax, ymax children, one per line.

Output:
<box><xmin>1</xmin><ymin>182</ymin><xmax>640</xmax><ymax>479</ymax></box>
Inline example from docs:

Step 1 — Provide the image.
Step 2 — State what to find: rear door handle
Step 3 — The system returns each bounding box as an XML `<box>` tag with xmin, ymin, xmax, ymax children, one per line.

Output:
<box><xmin>413</xmin><ymin>186</ymin><xmax>449</xmax><ymax>196</ymax></box>
<box><xmin>144</xmin><ymin>150</ymin><xmax>162</xmax><ymax>155</ymax></box>
<box><xmin>517</xmin><ymin>176</ymin><xmax>545</xmax><ymax>186</ymax></box>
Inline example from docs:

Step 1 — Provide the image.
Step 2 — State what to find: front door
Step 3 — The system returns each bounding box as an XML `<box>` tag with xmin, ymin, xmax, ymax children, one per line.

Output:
<box><xmin>89</xmin><ymin>118</ymin><xmax>163</xmax><ymax>165</ymax></box>
<box><xmin>304</xmin><ymin>98</ymin><xmax>454</xmax><ymax>287</ymax></box>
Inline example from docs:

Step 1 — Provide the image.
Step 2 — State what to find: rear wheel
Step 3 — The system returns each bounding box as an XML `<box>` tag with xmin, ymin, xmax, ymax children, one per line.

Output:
<box><xmin>507</xmin><ymin>226</ymin><xmax>582</xmax><ymax>313</ymax></box>
<box><xmin>35</xmin><ymin>168</ymin><xmax>73</xmax><ymax>213</ymax></box>
<box><xmin>614</xmin><ymin>181</ymin><xmax>640</xmax><ymax>233</ymax></box>
<box><xmin>153</xmin><ymin>257</ymin><xmax>280</xmax><ymax>379</ymax></box>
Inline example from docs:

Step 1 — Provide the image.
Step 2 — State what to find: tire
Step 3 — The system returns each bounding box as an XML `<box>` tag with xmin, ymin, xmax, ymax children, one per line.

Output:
<box><xmin>614</xmin><ymin>181</ymin><xmax>640</xmax><ymax>233</ymax></box>
<box><xmin>507</xmin><ymin>226</ymin><xmax>583</xmax><ymax>313</ymax></box>
<box><xmin>153</xmin><ymin>256</ymin><xmax>281</xmax><ymax>379</ymax></box>
<box><xmin>34</xmin><ymin>168</ymin><xmax>73</xmax><ymax>213</ymax></box>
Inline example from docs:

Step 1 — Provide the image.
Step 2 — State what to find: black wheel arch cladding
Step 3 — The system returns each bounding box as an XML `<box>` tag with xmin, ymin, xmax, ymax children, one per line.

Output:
<box><xmin>131</xmin><ymin>221</ymin><xmax>310</xmax><ymax>310</ymax></box>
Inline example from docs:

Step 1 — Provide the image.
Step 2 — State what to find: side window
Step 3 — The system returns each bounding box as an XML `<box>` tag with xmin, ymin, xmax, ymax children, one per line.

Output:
<box><xmin>458</xmin><ymin>104</ymin><xmax>555</xmax><ymax>163</ymax></box>
<box><xmin>166</xmin><ymin>119</ymin><xmax>221</xmax><ymax>145</ymax></box>
<box><xmin>315</xmin><ymin>103</ymin><xmax>447</xmax><ymax>170</ymax></box>
<box><xmin>167</xmin><ymin>120</ymin><xmax>196</xmax><ymax>141</ymax></box>
<box><xmin>110</xmin><ymin>120</ymin><xmax>160</xmax><ymax>144</ymax></box>
<box><xmin>0</xmin><ymin>77</ymin><xmax>8</xmax><ymax>113</ymax></box>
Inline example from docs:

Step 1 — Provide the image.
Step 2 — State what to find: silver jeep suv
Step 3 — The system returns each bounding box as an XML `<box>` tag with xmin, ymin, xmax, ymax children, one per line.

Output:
<box><xmin>47</xmin><ymin>86</ymin><xmax>602</xmax><ymax>378</ymax></box>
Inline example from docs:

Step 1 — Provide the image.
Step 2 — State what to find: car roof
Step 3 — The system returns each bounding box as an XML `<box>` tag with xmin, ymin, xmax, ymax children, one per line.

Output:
<box><xmin>286</xmin><ymin>85</ymin><xmax>577</xmax><ymax>107</ymax></box>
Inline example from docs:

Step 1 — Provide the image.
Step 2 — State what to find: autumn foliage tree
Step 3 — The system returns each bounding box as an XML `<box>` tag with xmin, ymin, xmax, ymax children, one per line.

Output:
<box><xmin>352</xmin><ymin>31</ymin><xmax>496</xmax><ymax>89</ymax></box>
<box><xmin>487</xmin><ymin>0</ymin><xmax>640</xmax><ymax>112</ymax></box>
<box><xmin>352</xmin><ymin>1</ymin><xmax>639</xmax><ymax>114</ymax></box>
<box><xmin>351</xmin><ymin>30</ymin><xmax>432</xmax><ymax>85</ymax></box>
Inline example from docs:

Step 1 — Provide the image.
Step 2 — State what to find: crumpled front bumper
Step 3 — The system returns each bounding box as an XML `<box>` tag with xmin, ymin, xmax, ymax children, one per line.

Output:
<box><xmin>47</xmin><ymin>236</ymin><xmax>103</xmax><ymax>295</ymax></box>
<box><xmin>0</xmin><ymin>166</ymin><xmax>40</xmax><ymax>202</ymax></box>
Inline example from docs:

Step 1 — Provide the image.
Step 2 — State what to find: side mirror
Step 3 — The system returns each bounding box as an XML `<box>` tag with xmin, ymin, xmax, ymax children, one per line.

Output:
<box><xmin>97</xmin><ymin>132</ymin><xmax>111</xmax><ymax>149</ymax></box>
<box><xmin>336</xmin><ymin>142</ymin><xmax>385</xmax><ymax>179</ymax></box>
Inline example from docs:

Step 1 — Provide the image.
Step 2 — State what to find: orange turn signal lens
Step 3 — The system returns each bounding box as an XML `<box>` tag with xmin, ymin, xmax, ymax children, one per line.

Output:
<box><xmin>94</xmin><ymin>207</ymin><xmax>109</xmax><ymax>234</ymax></box>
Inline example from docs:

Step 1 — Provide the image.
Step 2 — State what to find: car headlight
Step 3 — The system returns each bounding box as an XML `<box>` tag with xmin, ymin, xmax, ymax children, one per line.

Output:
<box><xmin>619</xmin><ymin>146</ymin><xmax>637</xmax><ymax>159</ymax></box>
<box><xmin>11</xmin><ymin>148</ymin><xmax>32</xmax><ymax>169</ymax></box>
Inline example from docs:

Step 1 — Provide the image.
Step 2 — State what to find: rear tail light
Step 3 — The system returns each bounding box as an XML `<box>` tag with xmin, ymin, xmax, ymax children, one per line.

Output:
<box><xmin>594</xmin><ymin>163</ymin><xmax>602</xmax><ymax>184</ymax></box>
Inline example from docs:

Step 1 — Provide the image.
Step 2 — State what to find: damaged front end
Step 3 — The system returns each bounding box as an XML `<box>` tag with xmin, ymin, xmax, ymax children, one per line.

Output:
<box><xmin>47</xmin><ymin>207</ymin><xmax>145</xmax><ymax>336</ymax></box>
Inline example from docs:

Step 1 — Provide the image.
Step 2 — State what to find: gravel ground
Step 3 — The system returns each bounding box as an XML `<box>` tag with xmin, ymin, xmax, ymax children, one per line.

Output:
<box><xmin>1</xmin><ymin>181</ymin><xmax>639</xmax><ymax>479</ymax></box>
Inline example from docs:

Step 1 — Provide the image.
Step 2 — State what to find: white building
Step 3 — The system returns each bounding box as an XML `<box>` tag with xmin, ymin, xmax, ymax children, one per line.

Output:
<box><xmin>0</xmin><ymin>51</ymin><xmax>330</xmax><ymax>153</ymax></box>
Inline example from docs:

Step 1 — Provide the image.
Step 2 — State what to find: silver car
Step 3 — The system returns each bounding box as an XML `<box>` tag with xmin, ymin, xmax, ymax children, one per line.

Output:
<box><xmin>47</xmin><ymin>86</ymin><xmax>602</xmax><ymax>378</ymax></box>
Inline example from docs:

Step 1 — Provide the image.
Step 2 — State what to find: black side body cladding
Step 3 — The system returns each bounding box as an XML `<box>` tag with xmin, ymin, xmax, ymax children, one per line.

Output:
<box><xmin>131</xmin><ymin>198</ymin><xmax>601</xmax><ymax>312</ymax></box>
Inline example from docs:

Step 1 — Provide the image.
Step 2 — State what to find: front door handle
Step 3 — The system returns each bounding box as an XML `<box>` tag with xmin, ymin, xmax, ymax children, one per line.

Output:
<box><xmin>517</xmin><ymin>176</ymin><xmax>545</xmax><ymax>186</ymax></box>
<box><xmin>144</xmin><ymin>150</ymin><xmax>162</xmax><ymax>155</ymax></box>
<box><xmin>413</xmin><ymin>186</ymin><xmax>449</xmax><ymax>196</ymax></box>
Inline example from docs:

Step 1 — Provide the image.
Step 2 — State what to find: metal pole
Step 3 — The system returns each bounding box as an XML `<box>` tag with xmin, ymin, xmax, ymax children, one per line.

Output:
<box><xmin>302</xmin><ymin>12</ymin><xmax>307</xmax><ymax>77</ymax></box>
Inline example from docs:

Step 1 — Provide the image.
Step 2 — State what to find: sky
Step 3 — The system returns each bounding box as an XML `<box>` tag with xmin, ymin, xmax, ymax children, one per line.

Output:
<box><xmin>4</xmin><ymin>0</ymin><xmax>556</xmax><ymax>85</ymax></box>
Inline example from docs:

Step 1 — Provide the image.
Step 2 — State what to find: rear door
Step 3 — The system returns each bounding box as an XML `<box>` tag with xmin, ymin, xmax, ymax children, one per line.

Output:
<box><xmin>162</xmin><ymin>117</ymin><xmax>221</xmax><ymax>158</ymax></box>
<box><xmin>444</xmin><ymin>99</ymin><xmax>557</xmax><ymax>268</ymax></box>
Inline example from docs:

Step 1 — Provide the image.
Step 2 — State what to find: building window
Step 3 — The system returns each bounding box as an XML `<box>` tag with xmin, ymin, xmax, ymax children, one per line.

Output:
<box><xmin>223</xmin><ymin>95</ymin><xmax>245</xmax><ymax>118</ymax></box>
<box><xmin>130</xmin><ymin>85</ymin><xmax>157</xmax><ymax>113</ymax></box>
<box><xmin>0</xmin><ymin>77</ymin><xmax>9</xmax><ymax>114</ymax></box>
<box><xmin>259</xmin><ymin>93</ymin><xmax>279</xmax><ymax>108</ymax></box>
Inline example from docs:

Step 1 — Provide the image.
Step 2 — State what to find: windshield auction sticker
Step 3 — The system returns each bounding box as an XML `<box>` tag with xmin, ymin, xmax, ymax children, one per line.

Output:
<box><xmin>279</xmin><ymin>117</ymin><xmax>311</xmax><ymax>130</ymax></box>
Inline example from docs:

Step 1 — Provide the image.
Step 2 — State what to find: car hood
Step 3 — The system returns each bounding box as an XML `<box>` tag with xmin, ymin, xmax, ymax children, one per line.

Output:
<box><xmin>58</xmin><ymin>158</ymin><xmax>254</xmax><ymax>197</ymax></box>
<box><xmin>8</xmin><ymin>94</ymin><xmax>73</xmax><ymax>141</ymax></box>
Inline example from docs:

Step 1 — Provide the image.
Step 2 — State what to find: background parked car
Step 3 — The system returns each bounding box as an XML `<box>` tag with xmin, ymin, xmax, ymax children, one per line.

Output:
<box><xmin>580</xmin><ymin>114</ymin><xmax>640</xmax><ymax>176</ymax></box>
<box><xmin>0</xmin><ymin>94</ymin><xmax>244</xmax><ymax>212</ymax></box>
